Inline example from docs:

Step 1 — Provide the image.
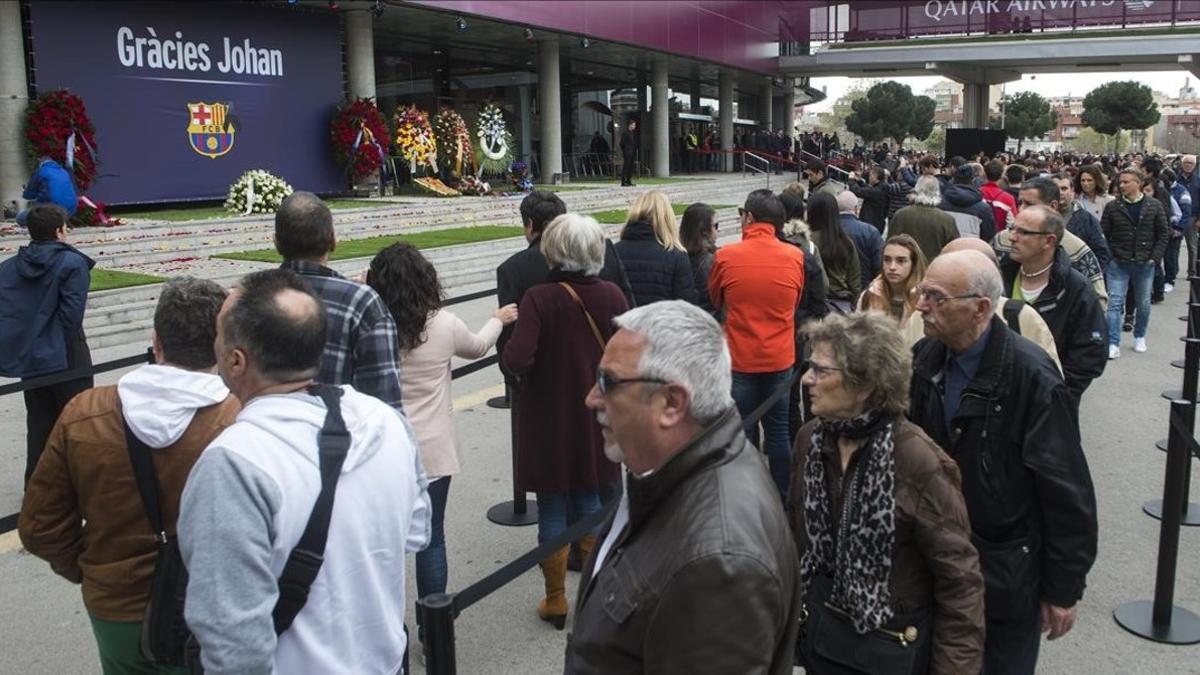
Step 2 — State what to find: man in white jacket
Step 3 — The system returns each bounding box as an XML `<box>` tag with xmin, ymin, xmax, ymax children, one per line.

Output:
<box><xmin>179</xmin><ymin>269</ymin><xmax>430</xmax><ymax>675</ymax></box>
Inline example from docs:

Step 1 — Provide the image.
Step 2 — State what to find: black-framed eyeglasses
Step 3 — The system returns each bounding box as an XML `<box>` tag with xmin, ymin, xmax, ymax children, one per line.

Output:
<box><xmin>1011</xmin><ymin>226</ymin><xmax>1053</xmax><ymax>238</ymax></box>
<box><xmin>596</xmin><ymin>367</ymin><xmax>668</xmax><ymax>396</ymax></box>
<box><xmin>914</xmin><ymin>285</ymin><xmax>983</xmax><ymax>307</ymax></box>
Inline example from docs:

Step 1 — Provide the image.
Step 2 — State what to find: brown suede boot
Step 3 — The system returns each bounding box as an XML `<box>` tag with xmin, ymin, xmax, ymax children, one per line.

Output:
<box><xmin>537</xmin><ymin>546</ymin><xmax>570</xmax><ymax>630</ymax></box>
<box><xmin>577</xmin><ymin>534</ymin><xmax>598</xmax><ymax>571</ymax></box>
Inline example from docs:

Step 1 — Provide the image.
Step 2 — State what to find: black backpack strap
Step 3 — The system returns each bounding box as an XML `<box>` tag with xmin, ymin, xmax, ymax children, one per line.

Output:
<box><xmin>123</xmin><ymin>420</ymin><xmax>167</xmax><ymax>543</ymax></box>
<box><xmin>272</xmin><ymin>384</ymin><xmax>352</xmax><ymax>634</ymax></box>
<box><xmin>1003</xmin><ymin>299</ymin><xmax>1025</xmax><ymax>335</ymax></box>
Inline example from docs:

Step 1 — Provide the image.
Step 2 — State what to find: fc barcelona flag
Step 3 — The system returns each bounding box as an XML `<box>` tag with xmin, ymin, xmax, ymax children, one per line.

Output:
<box><xmin>187</xmin><ymin>102</ymin><xmax>236</xmax><ymax>159</ymax></box>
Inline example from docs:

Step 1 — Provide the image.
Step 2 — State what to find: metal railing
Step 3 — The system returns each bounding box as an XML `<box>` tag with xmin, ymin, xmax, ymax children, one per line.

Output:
<box><xmin>741</xmin><ymin>151</ymin><xmax>770</xmax><ymax>190</ymax></box>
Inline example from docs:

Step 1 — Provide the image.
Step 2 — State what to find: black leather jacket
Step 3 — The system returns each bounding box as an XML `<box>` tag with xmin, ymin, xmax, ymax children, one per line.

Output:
<box><xmin>565</xmin><ymin>408</ymin><xmax>802</xmax><ymax>674</ymax></box>
<box><xmin>1000</xmin><ymin>247</ymin><xmax>1108</xmax><ymax>404</ymax></box>
<box><xmin>909</xmin><ymin>316</ymin><xmax>1098</xmax><ymax>618</ymax></box>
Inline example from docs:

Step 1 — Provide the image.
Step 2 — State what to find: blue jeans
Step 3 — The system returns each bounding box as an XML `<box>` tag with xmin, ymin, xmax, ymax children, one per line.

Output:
<box><xmin>15</xmin><ymin>207</ymin><xmax>29</xmax><ymax>226</ymax></box>
<box><xmin>731</xmin><ymin>368</ymin><xmax>794</xmax><ymax>498</ymax></box>
<box><xmin>1164</xmin><ymin>234</ymin><xmax>1183</xmax><ymax>285</ymax></box>
<box><xmin>536</xmin><ymin>489</ymin><xmax>601</xmax><ymax>544</ymax></box>
<box><xmin>415</xmin><ymin>477</ymin><xmax>451</xmax><ymax>599</ymax></box>
<box><xmin>1106</xmin><ymin>261</ymin><xmax>1155</xmax><ymax>342</ymax></box>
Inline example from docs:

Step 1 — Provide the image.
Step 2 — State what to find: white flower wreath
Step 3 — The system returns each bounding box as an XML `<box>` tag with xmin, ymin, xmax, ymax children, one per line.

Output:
<box><xmin>225</xmin><ymin>169</ymin><xmax>294</xmax><ymax>216</ymax></box>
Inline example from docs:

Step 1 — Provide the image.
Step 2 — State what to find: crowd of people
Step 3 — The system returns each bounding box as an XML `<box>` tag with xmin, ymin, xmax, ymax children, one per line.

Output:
<box><xmin>0</xmin><ymin>146</ymin><xmax>1197</xmax><ymax>675</ymax></box>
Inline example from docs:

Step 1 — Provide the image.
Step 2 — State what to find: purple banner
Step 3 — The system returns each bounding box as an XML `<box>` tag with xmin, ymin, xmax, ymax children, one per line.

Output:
<box><xmin>28</xmin><ymin>1</ymin><xmax>345</xmax><ymax>204</ymax></box>
<box><xmin>838</xmin><ymin>0</ymin><xmax>1200</xmax><ymax>42</ymax></box>
<box><xmin>407</xmin><ymin>0</ymin><xmax>815</xmax><ymax>75</ymax></box>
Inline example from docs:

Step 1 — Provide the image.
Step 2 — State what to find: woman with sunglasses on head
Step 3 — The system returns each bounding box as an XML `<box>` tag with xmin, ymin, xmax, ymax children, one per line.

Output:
<box><xmin>857</xmin><ymin>234</ymin><xmax>927</xmax><ymax>330</ymax></box>
<box><xmin>790</xmin><ymin>312</ymin><xmax>984</xmax><ymax>675</ymax></box>
<box><xmin>679</xmin><ymin>202</ymin><xmax>719</xmax><ymax>316</ymax></box>
<box><xmin>502</xmin><ymin>213</ymin><xmax>628</xmax><ymax>630</ymax></box>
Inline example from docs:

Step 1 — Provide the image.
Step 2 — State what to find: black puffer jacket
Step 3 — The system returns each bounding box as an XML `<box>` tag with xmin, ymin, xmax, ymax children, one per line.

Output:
<box><xmin>1000</xmin><ymin>247</ymin><xmax>1108</xmax><ymax>403</ymax></box>
<box><xmin>614</xmin><ymin>220</ymin><xmax>696</xmax><ymax>306</ymax></box>
<box><xmin>909</xmin><ymin>316</ymin><xmax>1097</xmax><ymax>620</ymax></box>
<box><xmin>939</xmin><ymin>183</ymin><xmax>997</xmax><ymax>242</ymax></box>
<box><xmin>1100</xmin><ymin>196</ymin><xmax>1171</xmax><ymax>264</ymax></box>
<box><xmin>566</xmin><ymin>408</ymin><xmax>802</xmax><ymax>674</ymax></box>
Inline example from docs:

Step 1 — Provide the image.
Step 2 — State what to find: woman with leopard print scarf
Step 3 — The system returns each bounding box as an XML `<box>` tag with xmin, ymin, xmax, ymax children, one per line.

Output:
<box><xmin>788</xmin><ymin>312</ymin><xmax>985</xmax><ymax>675</ymax></box>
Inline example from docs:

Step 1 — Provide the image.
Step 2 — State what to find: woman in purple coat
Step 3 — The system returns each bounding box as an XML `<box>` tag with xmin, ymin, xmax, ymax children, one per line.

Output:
<box><xmin>502</xmin><ymin>213</ymin><xmax>628</xmax><ymax>630</ymax></box>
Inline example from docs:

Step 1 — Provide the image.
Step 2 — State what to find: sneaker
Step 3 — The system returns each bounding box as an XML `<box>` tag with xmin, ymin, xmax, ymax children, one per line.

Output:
<box><xmin>1134</xmin><ymin>337</ymin><xmax>1148</xmax><ymax>353</ymax></box>
<box><xmin>1123</xmin><ymin>320</ymin><xmax>1133</xmax><ymax>333</ymax></box>
<box><xmin>1166</xmin><ymin>283</ymin><xmax>1175</xmax><ymax>294</ymax></box>
<box><xmin>1109</xmin><ymin>344</ymin><xmax>1121</xmax><ymax>360</ymax></box>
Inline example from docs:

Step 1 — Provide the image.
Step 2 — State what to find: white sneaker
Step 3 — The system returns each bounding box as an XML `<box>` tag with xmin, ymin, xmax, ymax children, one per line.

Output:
<box><xmin>1109</xmin><ymin>344</ymin><xmax>1121</xmax><ymax>360</ymax></box>
<box><xmin>1134</xmin><ymin>338</ymin><xmax>1148</xmax><ymax>353</ymax></box>
<box><xmin>1165</xmin><ymin>283</ymin><xmax>1175</xmax><ymax>294</ymax></box>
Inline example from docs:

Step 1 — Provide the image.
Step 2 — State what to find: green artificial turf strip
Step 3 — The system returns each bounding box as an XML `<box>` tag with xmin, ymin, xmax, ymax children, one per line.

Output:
<box><xmin>578</xmin><ymin>176</ymin><xmax>710</xmax><ymax>186</ymax></box>
<box><xmin>113</xmin><ymin>198</ymin><xmax>406</xmax><ymax>222</ymax></box>
<box><xmin>590</xmin><ymin>203</ymin><xmax>736</xmax><ymax>225</ymax></box>
<box><xmin>216</xmin><ymin>224</ymin><xmax>524</xmax><ymax>263</ymax></box>
<box><xmin>90</xmin><ymin>268</ymin><xmax>163</xmax><ymax>292</ymax></box>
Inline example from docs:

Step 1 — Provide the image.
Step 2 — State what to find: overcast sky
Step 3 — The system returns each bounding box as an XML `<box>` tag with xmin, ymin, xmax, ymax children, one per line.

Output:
<box><xmin>804</xmin><ymin>71</ymin><xmax>1196</xmax><ymax>112</ymax></box>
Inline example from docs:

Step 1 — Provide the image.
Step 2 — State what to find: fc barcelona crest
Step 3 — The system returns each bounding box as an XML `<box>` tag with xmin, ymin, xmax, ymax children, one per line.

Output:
<box><xmin>187</xmin><ymin>102</ymin><xmax>236</xmax><ymax>159</ymax></box>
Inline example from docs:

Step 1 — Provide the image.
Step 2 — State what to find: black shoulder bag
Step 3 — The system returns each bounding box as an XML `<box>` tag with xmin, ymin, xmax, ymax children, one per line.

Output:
<box><xmin>1003</xmin><ymin>298</ymin><xmax>1026</xmax><ymax>335</ymax></box>
<box><xmin>129</xmin><ymin>385</ymin><xmax>351</xmax><ymax>669</ymax></box>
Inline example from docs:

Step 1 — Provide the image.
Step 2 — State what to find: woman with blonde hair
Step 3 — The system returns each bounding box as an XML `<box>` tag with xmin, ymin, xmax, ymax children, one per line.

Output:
<box><xmin>856</xmin><ymin>233</ymin><xmax>927</xmax><ymax>327</ymax></box>
<box><xmin>614</xmin><ymin>190</ymin><xmax>696</xmax><ymax>305</ymax></box>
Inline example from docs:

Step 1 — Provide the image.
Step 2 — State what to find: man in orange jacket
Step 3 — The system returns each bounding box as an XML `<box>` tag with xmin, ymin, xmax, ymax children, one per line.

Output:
<box><xmin>709</xmin><ymin>189</ymin><xmax>805</xmax><ymax>497</ymax></box>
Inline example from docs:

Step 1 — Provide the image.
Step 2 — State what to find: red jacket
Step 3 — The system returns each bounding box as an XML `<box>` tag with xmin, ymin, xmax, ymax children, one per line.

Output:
<box><xmin>981</xmin><ymin>182</ymin><xmax>1018</xmax><ymax>232</ymax></box>
<box><xmin>709</xmin><ymin>223</ymin><xmax>805</xmax><ymax>373</ymax></box>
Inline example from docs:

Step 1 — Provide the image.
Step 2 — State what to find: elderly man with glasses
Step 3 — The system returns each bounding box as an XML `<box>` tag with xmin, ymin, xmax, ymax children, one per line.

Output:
<box><xmin>568</xmin><ymin>300</ymin><xmax>801</xmax><ymax>675</ymax></box>
<box><xmin>908</xmin><ymin>250</ymin><xmax>1097</xmax><ymax>675</ymax></box>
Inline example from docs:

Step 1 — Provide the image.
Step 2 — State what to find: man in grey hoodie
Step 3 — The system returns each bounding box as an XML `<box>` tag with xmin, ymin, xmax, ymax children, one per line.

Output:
<box><xmin>20</xmin><ymin>276</ymin><xmax>238</xmax><ymax>674</ymax></box>
<box><xmin>179</xmin><ymin>269</ymin><xmax>430</xmax><ymax>674</ymax></box>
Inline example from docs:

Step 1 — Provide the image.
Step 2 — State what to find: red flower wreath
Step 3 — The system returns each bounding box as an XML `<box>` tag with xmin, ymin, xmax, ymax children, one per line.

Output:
<box><xmin>24</xmin><ymin>90</ymin><xmax>98</xmax><ymax>191</ymax></box>
<box><xmin>330</xmin><ymin>98</ymin><xmax>391</xmax><ymax>183</ymax></box>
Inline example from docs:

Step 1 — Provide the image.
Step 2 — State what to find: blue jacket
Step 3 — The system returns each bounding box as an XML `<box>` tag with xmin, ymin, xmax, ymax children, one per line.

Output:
<box><xmin>1178</xmin><ymin>171</ymin><xmax>1200</xmax><ymax>225</ymax></box>
<box><xmin>0</xmin><ymin>241</ymin><xmax>93</xmax><ymax>377</ymax></box>
<box><xmin>939</xmin><ymin>183</ymin><xmax>997</xmax><ymax>242</ymax></box>
<box><xmin>23</xmin><ymin>160</ymin><xmax>78</xmax><ymax>215</ymax></box>
<box><xmin>614</xmin><ymin>220</ymin><xmax>696</xmax><ymax>306</ymax></box>
<box><xmin>838</xmin><ymin>212</ymin><xmax>883</xmax><ymax>290</ymax></box>
<box><xmin>1067</xmin><ymin>206</ymin><xmax>1112</xmax><ymax>274</ymax></box>
<box><xmin>1170</xmin><ymin>182</ymin><xmax>1193</xmax><ymax>233</ymax></box>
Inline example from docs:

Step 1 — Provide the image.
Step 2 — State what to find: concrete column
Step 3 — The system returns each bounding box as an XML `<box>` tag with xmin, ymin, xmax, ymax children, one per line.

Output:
<box><xmin>518</xmin><ymin>84</ymin><xmax>533</xmax><ymax>165</ymax></box>
<box><xmin>690</xmin><ymin>81</ymin><xmax>702</xmax><ymax>113</ymax></box>
<box><xmin>719</xmin><ymin>72</ymin><xmax>734</xmax><ymax>172</ymax></box>
<box><xmin>761</xmin><ymin>78</ymin><xmax>774</xmax><ymax>131</ymax></box>
<box><xmin>345</xmin><ymin>10</ymin><xmax>376</xmax><ymax>100</ymax></box>
<box><xmin>651</xmin><ymin>58</ymin><xmax>670</xmax><ymax>177</ymax></box>
<box><xmin>537</xmin><ymin>39</ymin><xmax>562</xmax><ymax>183</ymax></box>
<box><xmin>782</xmin><ymin>78</ymin><xmax>796</xmax><ymax>136</ymax></box>
<box><xmin>962</xmin><ymin>82</ymin><xmax>989</xmax><ymax>129</ymax></box>
<box><xmin>0</xmin><ymin>0</ymin><xmax>28</xmax><ymax>212</ymax></box>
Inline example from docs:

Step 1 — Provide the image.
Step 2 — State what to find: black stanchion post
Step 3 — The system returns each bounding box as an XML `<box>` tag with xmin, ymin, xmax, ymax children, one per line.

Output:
<box><xmin>1115</xmin><ymin>399</ymin><xmax>1200</xmax><ymax>643</ymax></box>
<box><xmin>486</xmin><ymin>388</ymin><xmax>537</xmax><ymax>526</ymax></box>
<box><xmin>417</xmin><ymin>593</ymin><xmax>457</xmax><ymax>675</ymax></box>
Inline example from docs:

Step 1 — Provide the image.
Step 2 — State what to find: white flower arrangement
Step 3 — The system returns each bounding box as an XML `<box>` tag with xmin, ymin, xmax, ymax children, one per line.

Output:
<box><xmin>225</xmin><ymin>169</ymin><xmax>294</xmax><ymax>215</ymax></box>
<box><xmin>474</xmin><ymin>104</ymin><xmax>514</xmax><ymax>176</ymax></box>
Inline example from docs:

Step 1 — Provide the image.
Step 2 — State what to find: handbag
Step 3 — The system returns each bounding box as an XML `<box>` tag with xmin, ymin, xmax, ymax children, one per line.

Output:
<box><xmin>797</xmin><ymin>574</ymin><xmax>932</xmax><ymax>675</ymax></box>
<box><xmin>124</xmin><ymin>422</ymin><xmax>190</xmax><ymax>666</ymax></box>
<box><xmin>558</xmin><ymin>281</ymin><xmax>607</xmax><ymax>349</ymax></box>
<box><xmin>127</xmin><ymin>385</ymin><xmax>352</xmax><ymax>671</ymax></box>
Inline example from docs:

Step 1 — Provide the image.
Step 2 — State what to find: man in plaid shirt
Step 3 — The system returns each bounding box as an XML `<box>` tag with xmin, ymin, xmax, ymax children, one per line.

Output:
<box><xmin>274</xmin><ymin>192</ymin><xmax>403</xmax><ymax>410</ymax></box>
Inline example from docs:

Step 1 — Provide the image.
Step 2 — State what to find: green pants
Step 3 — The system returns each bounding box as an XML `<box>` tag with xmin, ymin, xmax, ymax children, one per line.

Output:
<box><xmin>88</xmin><ymin>615</ymin><xmax>188</xmax><ymax>675</ymax></box>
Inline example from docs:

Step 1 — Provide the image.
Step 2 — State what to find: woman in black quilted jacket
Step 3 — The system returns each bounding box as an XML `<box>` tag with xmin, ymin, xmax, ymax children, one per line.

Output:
<box><xmin>614</xmin><ymin>190</ymin><xmax>696</xmax><ymax>306</ymax></box>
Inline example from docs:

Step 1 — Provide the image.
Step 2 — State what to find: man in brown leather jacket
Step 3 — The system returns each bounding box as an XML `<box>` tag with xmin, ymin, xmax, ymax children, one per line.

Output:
<box><xmin>19</xmin><ymin>276</ymin><xmax>239</xmax><ymax>674</ymax></box>
<box><xmin>570</xmin><ymin>300</ymin><xmax>802</xmax><ymax>674</ymax></box>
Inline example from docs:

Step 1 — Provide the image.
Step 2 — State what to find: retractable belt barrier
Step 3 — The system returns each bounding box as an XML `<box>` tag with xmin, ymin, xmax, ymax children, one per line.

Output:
<box><xmin>0</xmin><ymin>287</ymin><xmax>498</xmax><ymax>536</ymax></box>
<box><xmin>418</xmin><ymin>365</ymin><xmax>804</xmax><ymax>675</ymax></box>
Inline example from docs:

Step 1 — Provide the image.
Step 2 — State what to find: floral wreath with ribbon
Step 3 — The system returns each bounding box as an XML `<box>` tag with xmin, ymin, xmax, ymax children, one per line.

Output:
<box><xmin>24</xmin><ymin>89</ymin><xmax>98</xmax><ymax>191</ymax></box>
<box><xmin>474</xmin><ymin>103</ymin><xmax>514</xmax><ymax>176</ymax></box>
<box><xmin>433</xmin><ymin>107</ymin><xmax>473</xmax><ymax>177</ymax></box>
<box><xmin>394</xmin><ymin>104</ymin><xmax>439</xmax><ymax>174</ymax></box>
<box><xmin>330</xmin><ymin>98</ymin><xmax>391</xmax><ymax>183</ymax></box>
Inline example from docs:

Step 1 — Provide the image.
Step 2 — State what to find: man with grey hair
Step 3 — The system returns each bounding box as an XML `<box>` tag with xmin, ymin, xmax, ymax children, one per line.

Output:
<box><xmin>1000</xmin><ymin>205</ymin><xmax>1107</xmax><ymax>408</ymax></box>
<box><xmin>836</xmin><ymin>190</ymin><xmax>883</xmax><ymax>289</ymax></box>
<box><xmin>887</xmin><ymin>174</ymin><xmax>960</xmax><ymax>263</ymax></box>
<box><xmin>909</xmin><ymin>251</ymin><xmax>1097</xmax><ymax>675</ymax></box>
<box><xmin>1178</xmin><ymin>154</ymin><xmax>1200</xmax><ymax>272</ymax></box>
<box><xmin>569</xmin><ymin>300</ymin><xmax>801</xmax><ymax>674</ymax></box>
<box><xmin>20</xmin><ymin>276</ymin><xmax>240</xmax><ymax>671</ymax></box>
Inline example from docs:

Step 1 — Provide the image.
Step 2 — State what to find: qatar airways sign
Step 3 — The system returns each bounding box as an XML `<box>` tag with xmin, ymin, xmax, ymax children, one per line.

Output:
<box><xmin>846</xmin><ymin>0</ymin><xmax>1199</xmax><ymax>40</ymax></box>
